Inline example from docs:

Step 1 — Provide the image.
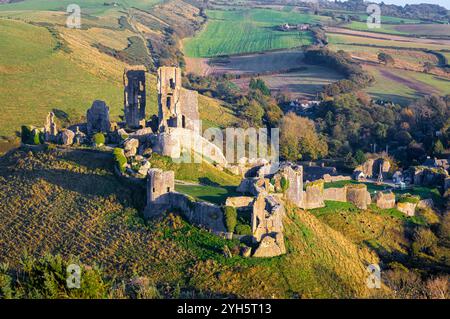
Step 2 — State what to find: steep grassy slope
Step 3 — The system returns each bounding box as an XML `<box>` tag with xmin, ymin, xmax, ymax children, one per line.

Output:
<box><xmin>0</xmin><ymin>19</ymin><xmax>129</xmax><ymax>137</ymax></box>
<box><xmin>0</xmin><ymin>148</ymin><xmax>383</xmax><ymax>298</ymax></box>
<box><xmin>0</xmin><ymin>14</ymin><xmax>240</xmax><ymax>138</ymax></box>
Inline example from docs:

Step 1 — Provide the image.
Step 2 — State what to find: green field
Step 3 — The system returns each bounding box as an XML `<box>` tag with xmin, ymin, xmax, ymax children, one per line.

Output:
<box><xmin>183</xmin><ymin>9</ymin><xmax>320</xmax><ymax>57</ymax></box>
<box><xmin>364</xmin><ymin>65</ymin><xmax>450</xmax><ymax>105</ymax></box>
<box><xmin>175</xmin><ymin>183</ymin><xmax>239</xmax><ymax>205</ymax></box>
<box><xmin>343</xmin><ymin>21</ymin><xmax>410</xmax><ymax>35</ymax></box>
<box><xmin>327</xmin><ymin>33</ymin><xmax>450</xmax><ymax>51</ymax></box>
<box><xmin>350</xmin><ymin>14</ymin><xmax>421</xmax><ymax>24</ymax></box>
<box><xmin>0</xmin><ymin>0</ymin><xmax>161</xmax><ymax>15</ymax></box>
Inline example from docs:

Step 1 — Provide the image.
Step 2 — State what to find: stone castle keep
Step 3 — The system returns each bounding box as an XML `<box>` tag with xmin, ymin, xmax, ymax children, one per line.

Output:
<box><xmin>33</xmin><ymin>66</ymin><xmax>422</xmax><ymax>258</ymax></box>
<box><xmin>157</xmin><ymin>66</ymin><xmax>199</xmax><ymax>132</ymax></box>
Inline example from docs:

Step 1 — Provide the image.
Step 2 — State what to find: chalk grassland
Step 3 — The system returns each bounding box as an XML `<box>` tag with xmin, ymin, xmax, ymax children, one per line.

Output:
<box><xmin>310</xmin><ymin>200</ymin><xmax>423</xmax><ymax>258</ymax></box>
<box><xmin>0</xmin><ymin>148</ymin><xmax>381</xmax><ymax>298</ymax></box>
<box><xmin>183</xmin><ymin>9</ymin><xmax>323</xmax><ymax>58</ymax></box>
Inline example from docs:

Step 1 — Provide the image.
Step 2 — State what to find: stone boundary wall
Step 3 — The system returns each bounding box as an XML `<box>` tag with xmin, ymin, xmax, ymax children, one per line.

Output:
<box><xmin>323</xmin><ymin>174</ymin><xmax>351</xmax><ymax>183</ymax></box>
<box><xmin>225</xmin><ymin>196</ymin><xmax>254</xmax><ymax>208</ymax></box>
<box><xmin>323</xmin><ymin>187</ymin><xmax>347</xmax><ymax>202</ymax></box>
<box><xmin>153</xmin><ymin>128</ymin><xmax>228</xmax><ymax>166</ymax></box>
<box><xmin>301</xmin><ymin>181</ymin><xmax>325</xmax><ymax>209</ymax></box>
<box><xmin>374</xmin><ymin>192</ymin><xmax>396</xmax><ymax>209</ymax></box>
<box><xmin>145</xmin><ymin>191</ymin><xmax>226</xmax><ymax>232</ymax></box>
<box><xmin>346</xmin><ymin>185</ymin><xmax>371</xmax><ymax>210</ymax></box>
<box><xmin>396</xmin><ymin>202</ymin><xmax>417</xmax><ymax>216</ymax></box>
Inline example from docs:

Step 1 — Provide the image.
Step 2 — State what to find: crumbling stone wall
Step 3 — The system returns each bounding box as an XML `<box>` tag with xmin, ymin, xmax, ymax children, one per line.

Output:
<box><xmin>302</xmin><ymin>180</ymin><xmax>325</xmax><ymax>209</ymax></box>
<box><xmin>153</xmin><ymin>128</ymin><xmax>227</xmax><ymax>165</ymax></box>
<box><xmin>323</xmin><ymin>174</ymin><xmax>351</xmax><ymax>183</ymax></box>
<box><xmin>374</xmin><ymin>191</ymin><xmax>396</xmax><ymax>209</ymax></box>
<box><xmin>252</xmin><ymin>193</ymin><xmax>285</xmax><ymax>242</ymax></box>
<box><xmin>146</xmin><ymin>168</ymin><xmax>175</xmax><ymax>214</ymax></box>
<box><xmin>253</xmin><ymin>233</ymin><xmax>286</xmax><ymax>258</ymax></box>
<box><xmin>251</xmin><ymin>193</ymin><xmax>286</xmax><ymax>257</ymax></box>
<box><xmin>225</xmin><ymin>196</ymin><xmax>254</xmax><ymax>208</ymax></box>
<box><xmin>346</xmin><ymin>184</ymin><xmax>371</xmax><ymax>210</ymax></box>
<box><xmin>355</xmin><ymin>158</ymin><xmax>391</xmax><ymax>178</ymax></box>
<box><xmin>411</xmin><ymin>166</ymin><xmax>448</xmax><ymax>188</ymax></box>
<box><xmin>124</xmin><ymin>69</ymin><xmax>146</xmax><ymax>129</ymax></box>
<box><xmin>144</xmin><ymin>169</ymin><xmax>226</xmax><ymax>232</ymax></box>
<box><xmin>280</xmin><ymin>165</ymin><xmax>304</xmax><ymax>207</ymax></box>
<box><xmin>145</xmin><ymin>191</ymin><xmax>226</xmax><ymax>232</ymax></box>
<box><xmin>397</xmin><ymin>202</ymin><xmax>417</xmax><ymax>216</ymax></box>
<box><xmin>179</xmin><ymin>88</ymin><xmax>200</xmax><ymax>131</ymax></box>
<box><xmin>323</xmin><ymin>187</ymin><xmax>347</xmax><ymax>202</ymax></box>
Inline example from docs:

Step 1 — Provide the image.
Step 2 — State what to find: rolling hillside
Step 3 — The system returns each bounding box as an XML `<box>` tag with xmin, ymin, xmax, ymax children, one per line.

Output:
<box><xmin>0</xmin><ymin>147</ymin><xmax>383</xmax><ymax>298</ymax></box>
<box><xmin>0</xmin><ymin>0</ymin><xmax>240</xmax><ymax>141</ymax></box>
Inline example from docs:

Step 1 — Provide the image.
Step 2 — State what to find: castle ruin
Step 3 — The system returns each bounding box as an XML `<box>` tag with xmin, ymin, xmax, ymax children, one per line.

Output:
<box><xmin>157</xmin><ymin>66</ymin><xmax>199</xmax><ymax>133</ymax></box>
<box><xmin>124</xmin><ymin>69</ymin><xmax>146</xmax><ymax>129</ymax></box>
<box><xmin>44</xmin><ymin>112</ymin><xmax>58</xmax><ymax>143</ymax></box>
<box><xmin>87</xmin><ymin>100</ymin><xmax>111</xmax><ymax>135</ymax></box>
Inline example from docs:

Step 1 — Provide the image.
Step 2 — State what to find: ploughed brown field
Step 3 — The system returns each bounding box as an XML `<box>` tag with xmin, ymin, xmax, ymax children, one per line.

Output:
<box><xmin>185</xmin><ymin>49</ymin><xmax>344</xmax><ymax>100</ymax></box>
<box><xmin>185</xmin><ymin>49</ymin><xmax>305</xmax><ymax>76</ymax></box>
<box><xmin>394</xmin><ymin>24</ymin><xmax>450</xmax><ymax>37</ymax></box>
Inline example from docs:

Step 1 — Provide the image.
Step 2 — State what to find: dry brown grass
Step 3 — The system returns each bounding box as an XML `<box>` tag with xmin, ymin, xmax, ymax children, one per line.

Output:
<box><xmin>0</xmin><ymin>149</ymin><xmax>388</xmax><ymax>298</ymax></box>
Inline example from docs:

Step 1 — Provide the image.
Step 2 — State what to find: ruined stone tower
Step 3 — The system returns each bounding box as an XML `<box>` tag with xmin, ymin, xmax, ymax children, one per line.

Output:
<box><xmin>157</xmin><ymin>66</ymin><xmax>199</xmax><ymax>132</ymax></box>
<box><xmin>124</xmin><ymin>69</ymin><xmax>146</xmax><ymax>129</ymax></box>
<box><xmin>44</xmin><ymin>112</ymin><xmax>58</xmax><ymax>142</ymax></box>
<box><xmin>146</xmin><ymin>168</ymin><xmax>175</xmax><ymax>215</ymax></box>
<box><xmin>86</xmin><ymin>100</ymin><xmax>111</xmax><ymax>135</ymax></box>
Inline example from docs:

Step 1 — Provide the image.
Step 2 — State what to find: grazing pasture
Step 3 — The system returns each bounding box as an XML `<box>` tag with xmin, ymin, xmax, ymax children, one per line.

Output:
<box><xmin>343</xmin><ymin>21</ymin><xmax>410</xmax><ymax>35</ymax></box>
<box><xmin>363</xmin><ymin>65</ymin><xmax>450</xmax><ymax>105</ymax></box>
<box><xmin>0</xmin><ymin>0</ymin><xmax>161</xmax><ymax>14</ymax></box>
<box><xmin>183</xmin><ymin>9</ymin><xmax>321</xmax><ymax>58</ymax></box>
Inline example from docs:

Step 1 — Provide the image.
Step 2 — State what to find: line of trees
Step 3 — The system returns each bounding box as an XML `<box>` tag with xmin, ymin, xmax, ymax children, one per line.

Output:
<box><xmin>303</xmin><ymin>47</ymin><xmax>374</xmax><ymax>97</ymax></box>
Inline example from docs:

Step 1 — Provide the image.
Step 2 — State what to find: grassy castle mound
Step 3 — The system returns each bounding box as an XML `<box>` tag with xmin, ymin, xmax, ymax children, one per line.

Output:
<box><xmin>0</xmin><ymin>147</ymin><xmax>384</xmax><ymax>298</ymax></box>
